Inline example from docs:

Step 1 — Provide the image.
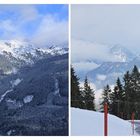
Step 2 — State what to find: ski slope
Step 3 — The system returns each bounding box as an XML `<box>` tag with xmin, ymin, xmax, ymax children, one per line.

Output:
<box><xmin>71</xmin><ymin>108</ymin><xmax>138</xmax><ymax>136</ymax></box>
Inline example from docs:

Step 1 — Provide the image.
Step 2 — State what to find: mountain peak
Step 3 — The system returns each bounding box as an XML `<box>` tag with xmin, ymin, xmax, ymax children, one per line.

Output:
<box><xmin>109</xmin><ymin>44</ymin><xmax>135</xmax><ymax>62</ymax></box>
<box><xmin>0</xmin><ymin>40</ymin><xmax>68</xmax><ymax>58</ymax></box>
<box><xmin>0</xmin><ymin>40</ymin><xmax>68</xmax><ymax>74</ymax></box>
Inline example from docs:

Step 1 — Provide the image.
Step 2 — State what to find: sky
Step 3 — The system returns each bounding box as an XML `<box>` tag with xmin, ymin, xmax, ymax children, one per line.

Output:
<box><xmin>71</xmin><ymin>5</ymin><xmax>140</xmax><ymax>54</ymax></box>
<box><xmin>0</xmin><ymin>4</ymin><xmax>68</xmax><ymax>47</ymax></box>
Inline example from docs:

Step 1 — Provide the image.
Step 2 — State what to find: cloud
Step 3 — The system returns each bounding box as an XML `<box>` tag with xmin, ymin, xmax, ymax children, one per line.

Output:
<box><xmin>19</xmin><ymin>5</ymin><xmax>39</xmax><ymax>22</ymax></box>
<box><xmin>71</xmin><ymin>5</ymin><xmax>140</xmax><ymax>53</ymax></box>
<box><xmin>0</xmin><ymin>5</ymin><xmax>39</xmax><ymax>23</ymax></box>
<box><xmin>96</xmin><ymin>74</ymin><xmax>106</xmax><ymax>81</ymax></box>
<box><xmin>73</xmin><ymin>61</ymin><xmax>99</xmax><ymax>72</ymax></box>
<box><xmin>0</xmin><ymin>20</ymin><xmax>15</xmax><ymax>32</ymax></box>
<box><xmin>0</xmin><ymin>19</ymin><xmax>24</xmax><ymax>40</ymax></box>
<box><xmin>0</xmin><ymin>5</ymin><xmax>68</xmax><ymax>47</ymax></box>
<box><xmin>32</xmin><ymin>15</ymin><xmax>68</xmax><ymax>47</ymax></box>
<box><xmin>71</xmin><ymin>39</ymin><xmax>118</xmax><ymax>63</ymax></box>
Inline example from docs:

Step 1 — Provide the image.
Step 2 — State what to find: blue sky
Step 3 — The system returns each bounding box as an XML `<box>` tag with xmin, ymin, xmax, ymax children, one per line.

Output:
<box><xmin>0</xmin><ymin>4</ymin><xmax>68</xmax><ymax>47</ymax></box>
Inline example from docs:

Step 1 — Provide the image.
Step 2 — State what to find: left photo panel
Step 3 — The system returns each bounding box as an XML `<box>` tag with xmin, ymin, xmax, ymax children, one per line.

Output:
<box><xmin>0</xmin><ymin>4</ymin><xmax>69</xmax><ymax>136</ymax></box>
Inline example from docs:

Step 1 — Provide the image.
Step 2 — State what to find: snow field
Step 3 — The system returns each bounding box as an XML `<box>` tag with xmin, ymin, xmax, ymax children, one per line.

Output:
<box><xmin>71</xmin><ymin>108</ymin><xmax>138</xmax><ymax>136</ymax></box>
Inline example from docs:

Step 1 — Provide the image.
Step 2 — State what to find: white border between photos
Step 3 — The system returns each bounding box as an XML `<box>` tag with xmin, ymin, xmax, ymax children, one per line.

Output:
<box><xmin>0</xmin><ymin>0</ymin><xmax>140</xmax><ymax>4</ymax></box>
<box><xmin>68</xmin><ymin>3</ymin><xmax>71</xmax><ymax>137</ymax></box>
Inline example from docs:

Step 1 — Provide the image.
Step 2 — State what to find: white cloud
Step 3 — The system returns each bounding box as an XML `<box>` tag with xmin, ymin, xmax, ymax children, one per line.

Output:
<box><xmin>0</xmin><ymin>5</ymin><xmax>68</xmax><ymax>47</ymax></box>
<box><xmin>19</xmin><ymin>6</ymin><xmax>39</xmax><ymax>22</ymax></box>
<box><xmin>0</xmin><ymin>20</ymin><xmax>15</xmax><ymax>32</ymax></box>
<box><xmin>96</xmin><ymin>74</ymin><xmax>106</xmax><ymax>81</ymax></box>
<box><xmin>0</xmin><ymin>6</ymin><xmax>38</xmax><ymax>40</ymax></box>
<box><xmin>71</xmin><ymin>39</ymin><xmax>118</xmax><ymax>63</ymax></box>
<box><xmin>0</xmin><ymin>19</ymin><xmax>24</xmax><ymax>40</ymax></box>
<box><xmin>73</xmin><ymin>61</ymin><xmax>99</xmax><ymax>72</ymax></box>
<box><xmin>32</xmin><ymin>15</ymin><xmax>68</xmax><ymax>47</ymax></box>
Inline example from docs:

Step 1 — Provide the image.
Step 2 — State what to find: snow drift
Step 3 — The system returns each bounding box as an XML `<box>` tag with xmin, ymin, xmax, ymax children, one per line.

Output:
<box><xmin>71</xmin><ymin>108</ymin><xmax>138</xmax><ymax>136</ymax></box>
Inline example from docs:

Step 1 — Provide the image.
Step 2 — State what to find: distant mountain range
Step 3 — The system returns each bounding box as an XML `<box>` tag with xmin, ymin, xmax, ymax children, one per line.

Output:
<box><xmin>72</xmin><ymin>42</ymin><xmax>139</xmax><ymax>89</ymax></box>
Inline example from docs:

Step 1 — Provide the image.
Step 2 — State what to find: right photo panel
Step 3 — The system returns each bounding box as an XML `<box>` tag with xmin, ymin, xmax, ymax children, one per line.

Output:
<box><xmin>71</xmin><ymin>4</ymin><xmax>140</xmax><ymax>136</ymax></box>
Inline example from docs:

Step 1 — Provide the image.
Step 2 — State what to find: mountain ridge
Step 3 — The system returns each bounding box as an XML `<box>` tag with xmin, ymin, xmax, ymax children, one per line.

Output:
<box><xmin>73</xmin><ymin>42</ymin><xmax>139</xmax><ymax>89</ymax></box>
<box><xmin>0</xmin><ymin>40</ymin><xmax>68</xmax><ymax>74</ymax></box>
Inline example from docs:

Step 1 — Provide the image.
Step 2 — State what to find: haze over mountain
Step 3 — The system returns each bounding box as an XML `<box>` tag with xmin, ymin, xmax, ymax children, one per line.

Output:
<box><xmin>72</xmin><ymin>39</ymin><xmax>139</xmax><ymax>88</ymax></box>
<box><xmin>71</xmin><ymin>5</ymin><xmax>140</xmax><ymax>90</ymax></box>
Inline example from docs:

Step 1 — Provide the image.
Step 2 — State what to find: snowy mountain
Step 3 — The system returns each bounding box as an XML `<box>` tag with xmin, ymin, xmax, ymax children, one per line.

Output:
<box><xmin>109</xmin><ymin>44</ymin><xmax>135</xmax><ymax>62</ymax></box>
<box><xmin>87</xmin><ymin>56</ymin><xmax>140</xmax><ymax>89</ymax></box>
<box><xmin>0</xmin><ymin>40</ymin><xmax>68</xmax><ymax>74</ymax></box>
<box><xmin>72</xmin><ymin>40</ymin><xmax>136</xmax><ymax>80</ymax></box>
<box><xmin>72</xmin><ymin>41</ymin><xmax>138</xmax><ymax>89</ymax></box>
<box><xmin>0</xmin><ymin>40</ymin><xmax>68</xmax><ymax>57</ymax></box>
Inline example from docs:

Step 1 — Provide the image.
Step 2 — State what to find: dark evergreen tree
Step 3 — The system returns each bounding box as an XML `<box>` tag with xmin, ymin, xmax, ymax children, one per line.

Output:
<box><xmin>109</xmin><ymin>86</ymin><xmax>117</xmax><ymax>116</ymax></box>
<box><xmin>79</xmin><ymin>87</ymin><xmax>87</xmax><ymax>109</ymax></box>
<box><xmin>130</xmin><ymin>65</ymin><xmax>140</xmax><ymax>119</ymax></box>
<box><xmin>109</xmin><ymin>78</ymin><xmax>125</xmax><ymax>118</ymax></box>
<box><xmin>99</xmin><ymin>65</ymin><xmax>140</xmax><ymax>119</ymax></box>
<box><xmin>100</xmin><ymin>85</ymin><xmax>111</xmax><ymax>112</ymax></box>
<box><xmin>123</xmin><ymin>71</ymin><xmax>131</xmax><ymax>119</ymax></box>
<box><xmin>71</xmin><ymin>66</ymin><xmax>82</xmax><ymax>108</ymax></box>
<box><xmin>83</xmin><ymin>76</ymin><xmax>95</xmax><ymax>111</ymax></box>
<box><xmin>123</xmin><ymin>66</ymin><xmax>140</xmax><ymax>119</ymax></box>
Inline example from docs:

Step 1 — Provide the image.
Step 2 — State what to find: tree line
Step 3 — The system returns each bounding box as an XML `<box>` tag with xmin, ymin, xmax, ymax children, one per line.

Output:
<box><xmin>100</xmin><ymin>65</ymin><xmax>140</xmax><ymax>120</ymax></box>
<box><xmin>71</xmin><ymin>66</ymin><xmax>95</xmax><ymax>111</ymax></box>
<box><xmin>71</xmin><ymin>65</ymin><xmax>140</xmax><ymax>120</ymax></box>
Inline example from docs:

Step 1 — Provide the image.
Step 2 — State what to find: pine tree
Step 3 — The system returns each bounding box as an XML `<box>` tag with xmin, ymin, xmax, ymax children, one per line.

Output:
<box><xmin>83</xmin><ymin>76</ymin><xmax>95</xmax><ymax>111</ymax></box>
<box><xmin>100</xmin><ymin>85</ymin><xmax>111</xmax><ymax>112</ymax></box>
<box><xmin>109</xmin><ymin>86</ymin><xmax>117</xmax><ymax>116</ymax></box>
<box><xmin>123</xmin><ymin>71</ymin><xmax>131</xmax><ymax>119</ymax></box>
<box><xmin>123</xmin><ymin>66</ymin><xmax>140</xmax><ymax>119</ymax></box>
<box><xmin>100</xmin><ymin>65</ymin><xmax>140</xmax><ymax>120</ymax></box>
<box><xmin>79</xmin><ymin>87</ymin><xmax>87</xmax><ymax>109</ymax></box>
<box><xmin>109</xmin><ymin>78</ymin><xmax>125</xmax><ymax>118</ymax></box>
<box><xmin>131</xmin><ymin>65</ymin><xmax>140</xmax><ymax>99</ymax></box>
<box><xmin>130</xmin><ymin>65</ymin><xmax>140</xmax><ymax>119</ymax></box>
<box><xmin>71</xmin><ymin>66</ymin><xmax>82</xmax><ymax>108</ymax></box>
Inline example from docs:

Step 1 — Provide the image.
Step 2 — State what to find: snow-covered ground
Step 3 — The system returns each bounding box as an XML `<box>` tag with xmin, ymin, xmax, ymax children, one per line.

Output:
<box><xmin>0</xmin><ymin>89</ymin><xmax>13</xmax><ymax>103</ymax></box>
<box><xmin>23</xmin><ymin>95</ymin><xmax>34</xmax><ymax>104</ymax></box>
<box><xmin>71</xmin><ymin>108</ymin><xmax>138</xmax><ymax>136</ymax></box>
<box><xmin>10</xmin><ymin>78</ymin><xmax>22</xmax><ymax>87</ymax></box>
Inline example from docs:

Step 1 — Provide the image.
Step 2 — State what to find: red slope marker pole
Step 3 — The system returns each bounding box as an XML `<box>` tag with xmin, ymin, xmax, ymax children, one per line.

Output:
<box><xmin>104</xmin><ymin>102</ymin><xmax>108</xmax><ymax>136</ymax></box>
<box><xmin>131</xmin><ymin>112</ymin><xmax>135</xmax><ymax>135</ymax></box>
